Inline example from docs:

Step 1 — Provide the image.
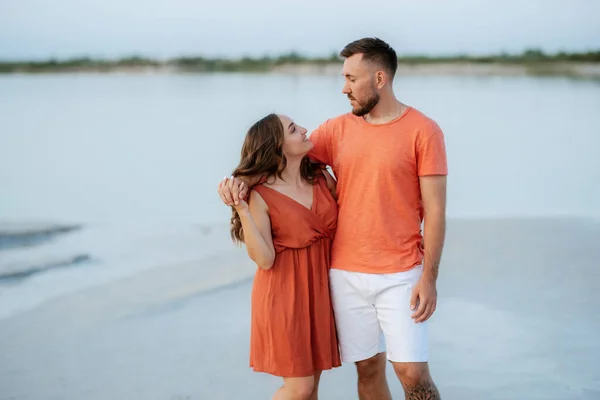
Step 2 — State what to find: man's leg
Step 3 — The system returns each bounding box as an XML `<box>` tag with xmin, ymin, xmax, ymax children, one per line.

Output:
<box><xmin>355</xmin><ymin>352</ymin><xmax>392</xmax><ymax>400</ymax></box>
<box><xmin>391</xmin><ymin>362</ymin><xmax>440</xmax><ymax>400</ymax></box>
<box><xmin>375</xmin><ymin>265</ymin><xmax>441</xmax><ymax>400</ymax></box>
<box><xmin>328</xmin><ymin>269</ymin><xmax>391</xmax><ymax>400</ymax></box>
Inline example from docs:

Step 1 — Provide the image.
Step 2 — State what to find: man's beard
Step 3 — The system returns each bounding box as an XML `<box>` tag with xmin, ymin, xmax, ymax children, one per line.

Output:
<box><xmin>350</xmin><ymin>91</ymin><xmax>380</xmax><ymax>117</ymax></box>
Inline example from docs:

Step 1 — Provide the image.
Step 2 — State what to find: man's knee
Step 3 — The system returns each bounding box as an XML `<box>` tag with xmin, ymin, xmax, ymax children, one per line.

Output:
<box><xmin>356</xmin><ymin>352</ymin><xmax>386</xmax><ymax>382</ymax></box>
<box><xmin>392</xmin><ymin>362</ymin><xmax>431</xmax><ymax>386</ymax></box>
<box><xmin>392</xmin><ymin>362</ymin><xmax>440</xmax><ymax>398</ymax></box>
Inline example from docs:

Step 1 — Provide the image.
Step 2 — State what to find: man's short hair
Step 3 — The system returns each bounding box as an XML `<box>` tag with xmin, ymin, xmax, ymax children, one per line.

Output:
<box><xmin>340</xmin><ymin>37</ymin><xmax>398</xmax><ymax>78</ymax></box>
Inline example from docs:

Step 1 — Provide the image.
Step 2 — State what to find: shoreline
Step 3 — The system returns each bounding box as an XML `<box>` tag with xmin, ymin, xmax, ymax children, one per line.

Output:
<box><xmin>1</xmin><ymin>216</ymin><xmax>597</xmax><ymax>322</ymax></box>
<box><xmin>1</xmin><ymin>61</ymin><xmax>600</xmax><ymax>79</ymax></box>
<box><xmin>274</xmin><ymin>61</ymin><xmax>600</xmax><ymax>78</ymax></box>
<box><xmin>1</xmin><ymin>217</ymin><xmax>598</xmax><ymax>399</ymax></box>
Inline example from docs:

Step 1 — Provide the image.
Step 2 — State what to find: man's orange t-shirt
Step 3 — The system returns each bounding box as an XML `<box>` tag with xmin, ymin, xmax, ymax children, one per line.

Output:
<box><xmin>308</xmin><ymin>107</ymin><xmax>448</xmax><ymax>274</ymax></box>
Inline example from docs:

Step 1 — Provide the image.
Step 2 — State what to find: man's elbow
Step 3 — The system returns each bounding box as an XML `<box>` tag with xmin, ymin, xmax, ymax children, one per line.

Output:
<box><xmin>425</xmin><ymin>206</ymin><xmax>445</xmax><ymax>219</ymax></box>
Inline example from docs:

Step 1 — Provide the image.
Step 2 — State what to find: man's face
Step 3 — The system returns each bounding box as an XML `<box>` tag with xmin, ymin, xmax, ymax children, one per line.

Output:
<box><xmin>341</xmin><ymin>53</ymin><xmax>380</xmax><ymax>116</ymax></box>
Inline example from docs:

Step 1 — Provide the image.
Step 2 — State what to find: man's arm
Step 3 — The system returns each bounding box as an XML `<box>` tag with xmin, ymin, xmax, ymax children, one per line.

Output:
<box><xmin>307</xmin><ymin>120</ymin><xmax>333</xmax><ymax>166</ymax></box>
<box><xmin>321</xmin><ymin>168</ymin><xmax>338</xmax><ymax>200</ymax></box>
<box><xmin>420</xmin><ymin>175</ymin><xmax>446</xmax><ymax>281</ymax></box>
<box><xmin>411</xmin><ymin>175</ymin><xmax>446</xmax><ymax>323</ymax></box>
<box><xmin>410</xmin><ymin>124</ymin><xmax>448</xmax><ymax>323</ymax></box>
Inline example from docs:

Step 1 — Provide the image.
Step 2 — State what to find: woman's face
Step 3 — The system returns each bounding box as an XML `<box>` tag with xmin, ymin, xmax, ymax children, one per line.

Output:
<box><xmin>278</xmin><ymin>115</ymin><xmax>312</xmax><ymax>158</ymax></box>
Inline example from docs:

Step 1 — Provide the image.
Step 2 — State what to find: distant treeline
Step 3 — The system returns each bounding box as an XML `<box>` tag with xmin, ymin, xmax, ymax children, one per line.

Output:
<box><xmin>1</xmin><ymin>49</ymin><xmax>599</xmax><ymax>73</ymax></box>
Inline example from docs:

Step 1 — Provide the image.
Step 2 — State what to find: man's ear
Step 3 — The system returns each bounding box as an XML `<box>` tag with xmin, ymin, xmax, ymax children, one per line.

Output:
<box><xmin>376</xmin><ymin>71</ymin><xmax>386</xmax><ymax>89</ymax></box>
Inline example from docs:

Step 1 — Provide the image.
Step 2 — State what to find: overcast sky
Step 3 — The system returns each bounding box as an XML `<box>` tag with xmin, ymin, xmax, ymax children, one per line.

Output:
<box><xmin>1</xmin><ymin>0</ymin><xmax>599</xmax><ymax>60</ymax></box>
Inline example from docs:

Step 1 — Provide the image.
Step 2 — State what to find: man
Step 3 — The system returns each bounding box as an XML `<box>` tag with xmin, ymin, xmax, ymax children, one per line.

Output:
<box><xmin>219</xmin><ymin>37</ymin><xmax>447</xmax><ymax>400</ymax></box>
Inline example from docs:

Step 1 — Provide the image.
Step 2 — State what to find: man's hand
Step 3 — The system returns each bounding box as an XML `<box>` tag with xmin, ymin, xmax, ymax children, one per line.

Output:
<box><xmin>410</xmin><ymin>274</ymin><xmax>437</xmax><ymax>323</ymax></box>
<box><xmin>218</xmin><ymin>176</ymin><xmax>248</xmax><ymax>206</ymax></box>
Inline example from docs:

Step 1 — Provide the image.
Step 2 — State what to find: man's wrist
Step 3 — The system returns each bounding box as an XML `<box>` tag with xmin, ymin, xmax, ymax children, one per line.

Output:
<box><xmin>421</xmin><ymin>267</ymin><xmax>438</xmax><ymax>282</ymax></box>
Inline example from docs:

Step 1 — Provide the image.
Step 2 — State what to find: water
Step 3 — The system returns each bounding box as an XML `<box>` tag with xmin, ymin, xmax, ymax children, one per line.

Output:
<box><xmin>1</xmin><ymin>73</ymin><xmax>600</xmax><ymax>223</ymax></box>
<box><xmin>0</xmin><ymin>72</ymin><xmax>599</xmax><ymax>319</ymax></box>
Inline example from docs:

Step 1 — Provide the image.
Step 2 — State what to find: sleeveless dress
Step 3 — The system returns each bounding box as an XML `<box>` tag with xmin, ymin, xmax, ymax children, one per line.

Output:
<box><xmin>248</xmin><ymin>175</ymin><xmax>341</xmax><ymax>377</ymax></box>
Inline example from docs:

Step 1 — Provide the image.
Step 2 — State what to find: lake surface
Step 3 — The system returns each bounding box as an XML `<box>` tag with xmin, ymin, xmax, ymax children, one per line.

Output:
<box><xmin>0</xmin><ymin>72</ymin><xmax>599</xmax><ymax>319</ymax></box>
<box><xmin>1</xmin><ymin>73</ymin><xmax>599</xmax><ymax>225</ymax></box>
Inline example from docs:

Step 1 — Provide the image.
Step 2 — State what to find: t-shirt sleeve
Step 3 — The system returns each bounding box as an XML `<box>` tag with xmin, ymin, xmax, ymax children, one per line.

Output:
<box><xmin>307</xmin><ymin>120</ymin><xmax>333</xmax><ymax>166</ymax></box>
<box><xmin>417</xmin><ymin>129</ymin><xmax>448</xmax><ymax>176</ymax></box>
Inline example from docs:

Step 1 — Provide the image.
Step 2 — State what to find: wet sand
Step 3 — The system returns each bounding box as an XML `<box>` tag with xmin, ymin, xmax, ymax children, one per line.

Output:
<box><xmin>1</xmin><ymin>218</ymin><xmax>599</xmax><ymax>400</ymax></box>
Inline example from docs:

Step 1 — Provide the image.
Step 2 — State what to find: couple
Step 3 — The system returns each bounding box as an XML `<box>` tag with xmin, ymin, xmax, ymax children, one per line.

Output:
<box><xmin>218</xmin><ymin>37</ymin><xmax>448</xmax><ymax>400</ymax></box>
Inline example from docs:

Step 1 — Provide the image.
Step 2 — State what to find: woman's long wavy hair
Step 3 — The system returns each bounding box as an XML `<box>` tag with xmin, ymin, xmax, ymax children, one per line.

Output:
<box><xmin>230</xmin><ymin>113</ymin><xmax>319</xmax><ymax>244</ymax></box>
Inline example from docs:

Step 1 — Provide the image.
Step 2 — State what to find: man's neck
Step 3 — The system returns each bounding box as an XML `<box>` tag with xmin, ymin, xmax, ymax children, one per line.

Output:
<box><xmin>364</xmin><ymin>95</ymin><xmax>408</xmax><ymax>125</ymax></box>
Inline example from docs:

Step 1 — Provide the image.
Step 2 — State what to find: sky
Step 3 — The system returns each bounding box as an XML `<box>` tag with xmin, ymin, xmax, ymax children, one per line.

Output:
<box><xmin>1</xmin><ymin>0</ymin><xmax>599</xmax><ymax>60</ymax></box>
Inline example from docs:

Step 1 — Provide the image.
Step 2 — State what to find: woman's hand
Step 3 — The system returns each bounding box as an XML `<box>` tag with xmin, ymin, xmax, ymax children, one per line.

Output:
<box><xmin>220</xmin><ymin>177</ymin><xmax>248</xmax><ymax>211</ymax></box>
<box><xmin>218</xmin><ymin>176</ymin><xmax>249</xmax><ymax>207</ymax></box>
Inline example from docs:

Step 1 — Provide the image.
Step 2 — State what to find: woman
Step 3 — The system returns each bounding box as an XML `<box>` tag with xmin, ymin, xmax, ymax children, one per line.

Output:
<box><xmin>219</xmin><ymin>113</ymin><xmax>340</xmax><ymax>400</ymax></box>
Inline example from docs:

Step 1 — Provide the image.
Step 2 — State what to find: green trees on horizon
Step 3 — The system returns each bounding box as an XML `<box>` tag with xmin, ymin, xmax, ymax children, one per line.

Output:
<box><xmin>1</xmin><ymin>48</ymin><xmax>598</xmax><ymax>73</ymax></box>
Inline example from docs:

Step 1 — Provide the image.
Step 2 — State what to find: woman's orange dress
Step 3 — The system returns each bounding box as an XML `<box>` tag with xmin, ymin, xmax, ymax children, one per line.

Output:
<box><xmin>248</xmin><ymin>175</ymin><xmax>341</xmax><ymax>377</ymax></box>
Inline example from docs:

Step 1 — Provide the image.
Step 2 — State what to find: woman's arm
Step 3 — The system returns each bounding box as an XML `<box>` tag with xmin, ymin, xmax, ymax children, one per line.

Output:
<box><xmin>236</xmin><ymin>190</ymin><xmax>276</xmax><ymax>270</ymax></box>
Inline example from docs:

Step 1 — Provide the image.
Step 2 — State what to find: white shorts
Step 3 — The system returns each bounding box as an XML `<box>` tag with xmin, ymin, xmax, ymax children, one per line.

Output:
<box><xmin>329</xmin><ymin>265</ymin><xmax>428</xmax><ymax>363</ymax></box>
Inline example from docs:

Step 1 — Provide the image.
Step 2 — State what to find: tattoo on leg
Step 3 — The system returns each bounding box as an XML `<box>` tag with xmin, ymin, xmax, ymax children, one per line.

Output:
<box><xmin>404</xmin><ymin>381</ymin><xmax>441</xmax><ymax>400</ymax></box>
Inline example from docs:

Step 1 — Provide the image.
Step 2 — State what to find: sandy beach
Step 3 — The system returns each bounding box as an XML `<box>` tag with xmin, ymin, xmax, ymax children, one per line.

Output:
<box><xmin>1</xmin><ymin>218</ymin><xmax>599</xmax><ymax>400</ymax></box>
